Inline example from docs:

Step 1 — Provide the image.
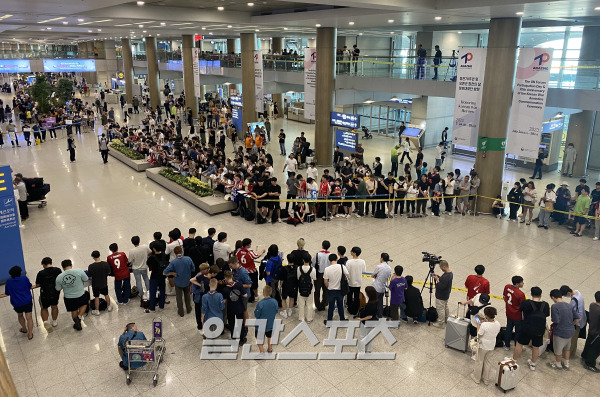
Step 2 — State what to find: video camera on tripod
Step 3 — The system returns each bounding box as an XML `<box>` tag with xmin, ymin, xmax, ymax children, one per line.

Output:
<box><xmin>422</xmin><ymin>251</ymin><xmax>442</xmax><ymax>269</ymax></box>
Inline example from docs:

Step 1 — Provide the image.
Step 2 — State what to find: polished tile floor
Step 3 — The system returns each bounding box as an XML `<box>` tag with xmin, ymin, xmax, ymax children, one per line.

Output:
<box><xmin>1</xmin><ymin>97</ymin><xmax>600</xmax><ymax>397</ymax></box>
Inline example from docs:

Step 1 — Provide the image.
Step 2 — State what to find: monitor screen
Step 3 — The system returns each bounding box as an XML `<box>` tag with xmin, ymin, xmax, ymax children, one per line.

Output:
<box><xmin>0</xmin><ymin>60</ymin><xmax>31</xmax><ymax>73</ymax></box>
<box><xmin>43</xmin><ymin>59</ymin><xmax>96</xmax><ymax>72</ymax></box>
<box><xmin>402</xmin><ymin>127</ymin><xmax>421</xmax><ymax>137</ymax></box>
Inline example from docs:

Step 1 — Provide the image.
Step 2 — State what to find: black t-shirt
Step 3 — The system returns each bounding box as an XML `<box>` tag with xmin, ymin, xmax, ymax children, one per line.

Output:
<box><xmin>35</xmin><ymin>267</ymin><xmax>62</xmax><ymax>297</ymax></box>
<box><xmin>520</xmin><ymin>299</ymin><xmax>549</xmax><ymax>330</ymax></box>
<box><xmin>253</xmin><ymin>183</ymin><xmax>267</xmax><ymax>200</ymax></box>
<box><xmin>222</xmin><ymin>282</ymin><xmax>246</xmax><ymax>314</ymax></box>
<box><xmin>428</xmin><ymin>173</ymin><xmax>441</xmax><ymax>190</ymax></box>
<box><xmin>344</xmin><ymin>184</ymin><xmax>356</xmax><ymax>198</ymax></box>
<box><xmin>377</xmin><ymin>181</ymin><xmax>388</xmax><ymax>196</ymax></box>
<box><xmin>269</xmin><ymin>184</ymin><xmax>281</xmax><ymax>198</ymax></box>
<box><xmin>87</xmin><ymin>261</ymin><xmax>111</xmax><ymax>289</ymax></box>
<box><xmin>416</xmin><ymin>152</ymin><xmax>424</xmax><ymax>167</ymax></box>
<box><xmin>334</xmin><ymin>151</ymin><xmax>344</xmax><ymax>164</ymax></box>
<box><xmin>417</xmin><ymin>180</ymin><xmax>429</xmax><ymax>196</ymax></box>
<box><xmin>147</xmin><ymin>254</ymin><xmax>167</xmax><ymax>280</ymax></box>
<box><xmin>359</xmin><ymin>302</ymin><xmax>378</xmax><ymax>324</ymax></box>
<box><xmin>278</xmin><ymin>132</ymin><xmax>286</xmax><ymax>143</ymax></box>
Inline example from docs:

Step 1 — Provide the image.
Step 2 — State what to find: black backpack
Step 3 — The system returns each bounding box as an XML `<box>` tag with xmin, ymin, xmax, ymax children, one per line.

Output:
<box><xmin>426</xmin><ymin>306</ymin><xmax>439</xmax><ymax>322</ymax></box>
<box><xmin>90</xmin><ymin>298</ymin><xmax>108</xmax><ymax>311</ymax></box>
<box><xmin>157</xmin><ymin>252</ymin><xmax>170</xmax><ymax>271</ymax></box>
<box><xmin>339</xmin><ymin>264</ymin><xmax>349</xmax><ymax>295</ymax></box>
<box><xmin>298</xmin><ymin>266</ymin><xmax>313</xmax><ymax>297</ymax></box>
<box><xmin>527</xmin><ymin>300</ymin><xmax>548</xmax><ymax>337</ymax></box>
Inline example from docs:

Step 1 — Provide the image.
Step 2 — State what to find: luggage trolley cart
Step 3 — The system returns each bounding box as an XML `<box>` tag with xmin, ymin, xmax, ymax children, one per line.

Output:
<box><xmin>125</xmin><ymin>317</ymin><xmax>166</xmax><ymax>387</ymax></box>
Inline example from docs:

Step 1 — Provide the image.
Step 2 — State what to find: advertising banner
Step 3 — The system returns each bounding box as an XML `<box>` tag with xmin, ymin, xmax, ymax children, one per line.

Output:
<box><xmin>452</xmin><ymin>48</ymin><xmax>487</xmax><ymax>147</ymax></box>
<box><xmin>253</xmin><ymin>51</ymin><xmax>264</xmax><ymax>113</ymax></box>
<box><xmin>192</xmin><ymin>48</ymin><xmax>201</xmax><ymax>98</ymax></box>
<box><xmin>0</xmin><ymin>60</ymin><xmax>31</xmax><ymax>73</ymax></box>
<box><xmin>43</xmin><ymin>59</ymin><xmax>96</xmax><ymax>72</ymax></box>
<box><xmin>304</xmin><ymin>47</ymin><xmax>317</xmax><ymax>120</ymax></box>
<box><xmin>506</xmin><ymin>48</ymin><xmax>553</xmax><ymax>157</ymax></box>
<box><xmin>330</xmin><ymin>112</ymin><xmax>359</xmax><ymax>129</ymax></box>
<box><xmin>0</xmin><ymin>166</ymin><xmax>26</xmax><ymax>283</ymax></box>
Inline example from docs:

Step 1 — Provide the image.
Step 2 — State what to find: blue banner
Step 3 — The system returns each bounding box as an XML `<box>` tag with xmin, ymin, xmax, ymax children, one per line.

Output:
<box><xmin>330</xmin><ymin>112</ymin><xmax>359</xmax><ymax>129</ymax></box>
<box><xmin>335</xmin><ymin>129</ymin><xmax>357</xmax><ymax>152</ymax></box>
<box><xmin>0</xmin><ymin>60</ymin><xmax>31</xmax><ymax>73</ymax></box>
<box><xmin>0</xmin><ymin>166</ymin><xmax>26</xmax><ymax>283</ymax></box>
<box><xmin>542</xmin><ymin>119</ymin><xmax>564</xmax><ymax>134</ymax></box>
<box><xmin>231</xmin><ymin>95</ymin><xmax>243</xmax><ymax>132</ymax></box>
<box><xmin>43</xmin><ymin>59</ymin><xmax>96</xmax><ymax>72</ymax></box>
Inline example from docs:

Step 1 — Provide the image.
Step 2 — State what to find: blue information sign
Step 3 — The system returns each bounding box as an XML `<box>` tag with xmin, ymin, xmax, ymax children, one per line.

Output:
<box><xmin>330</xmin><ymin>112</ymin><xmax>359</xmax><ymax>129</ymax></box>
<box><xmin>335</xmin><ymin>129</ymin><xmax>357</xmax><ymax>152</ymax></box>
<box><xmin>231</xmin><ymin>96</ymin><xmax>243</xmax><ymax>132</ymax></box>
<box><xmin>0</xmin><ymin>60</ymin><xmax>31</xmax><ymax>73</ymax></box>
<box><xmin>43</xmin><ymin>59</ymin><xmax>96</xmax><ymax>72</ymax></box>
<box><xmin>0</xmin><ymin>166</ymin><xmax>26</xmax><ymax>283</ymax></box>
<box><xmin>542</xmin><ymin>119</ymin><xmax>564</xmax><ymax>134</ymax></box>
<box><xmin>230</xmin><ymin>96</ymin><xmax>243</xmax><ymax>107</ymax></box>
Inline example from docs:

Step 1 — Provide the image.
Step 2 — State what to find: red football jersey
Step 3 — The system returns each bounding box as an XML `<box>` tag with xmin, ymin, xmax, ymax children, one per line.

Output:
<box><xmin>464</xmin><ymin>275</ymin><xmax>490</xmax><ymax>300</ymax></box>
<box><xmin>107</xmin><ymin>252</ymin><xmax>130</xmax><ymax>280</ymax></box>
<box><xmin>236</xmin><ymin>247</ymin><xmax>259</xmax><ymax>273</ymax></box>
<box><xmin>503</xmin><ymin>284</ymin><xmax>525</xmax><ymax>321</ymax></box>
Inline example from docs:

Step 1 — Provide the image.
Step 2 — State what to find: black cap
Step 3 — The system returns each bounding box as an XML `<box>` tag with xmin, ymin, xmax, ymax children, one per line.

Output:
<box><xmin>479</xmin><ymin>293</ymin><xmax>490</xmax><ymax>304</ymax></box>
<box><xmin>381</xmin><ymin>253</ymin><xmax>392</xmax><ymax>262</ymax></box>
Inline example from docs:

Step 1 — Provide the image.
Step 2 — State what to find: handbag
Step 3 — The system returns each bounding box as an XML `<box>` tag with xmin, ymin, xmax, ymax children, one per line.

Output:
<box><xmin>543</xmin><ymin>192</ymin><xmax>554</xmax><ymax>212</ymax></box>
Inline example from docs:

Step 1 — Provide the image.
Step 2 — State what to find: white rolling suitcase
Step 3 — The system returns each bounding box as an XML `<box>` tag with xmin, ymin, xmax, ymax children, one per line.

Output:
<box><xmin>444</xmin><ymin>303</ymin><xmax>470</xmax><ymax>352</ymax></box>
<box><xmin>496</xmin><ymin>358</ymin><xmax>519</xmax><ymax>392</ymax></box>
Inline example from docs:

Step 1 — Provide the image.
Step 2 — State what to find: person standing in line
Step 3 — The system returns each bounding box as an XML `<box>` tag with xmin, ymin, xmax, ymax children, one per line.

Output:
<box><xmin>548</xmin><ymin>289</ymin><xmax>579</xmax><ymax>370</ymax></box>
<box><xmin>55</xmin><ymin>259</ymin><xmax>89</xmax><ymax>331</ymax></box>
<box><xmin>371</xmin><ymin>253</ymin><xmax>392</xmax><ymax>319</ymax></box>
<box><xmin>163</xmin><ymin>246</ymin><xmax>195</xmax><ymax>317</ymax></box>
<box><xmin>503</xmin><ymin>276</ymin><xmax>526</xmax><ymax>350</ymax></box>
<box><xmin>470</xmin><ymin>307</ymin><xmax>501</xmax><ymax>384</ymax></box>
<box><xmin>323</xmin><ymin>253</ymin><xmax>349</xmax><ymax>325</ymax></box>
<box><xmin>201</xmin><ymin>278</ymin><xmax>225</xmax><ymax>335</ymax></box>
<box><xmin>145</xmin><ymin>244</ymin><xmax>167</xmax><ymax>313</ymax></box>
<box><xmin>345</xmin><ymin>247</ymin><xmax>366</xmax><ymax>316</ymax></box>
<box><xmin>129</xmin><ymin>236</ymin><xmax>151</xmax><ymax>297</ymax></box>
<box><xmin>296</xmin><ymin>251</ymin><xmax>316</xmax><ymax>323</ymax></box>
<box><xmin>88</xmin><ymin>251</ymin><xmax>114</xmax><ymax>316</ymax></box>
<box><xmin>222</xmin><ymin>270</ymin><xmax>248</xmax><ymax>341</ymax></box>
<box><xmin>33</xmin><ymin>257</ymin><xmax>61</xmax><ymax>330</ymax></box>
<box><xmin>433</xmin><ymin>260</ymin><xmax>453</xmax><ymax>327</ymax></box>
<box><xmin>236</xmin><ymin>238</ymin><xmax>265</xmax><ymax>303</ymax></box>
<box><xmin>507</xmin><ymin>182</ymin><xmax>523</xmax><ymax>222</ymax></box>
<box><xmin>399</xmin><ymin>137</ymin><xmax>413</xmax><ymax>164</ymax></box>
<box><xmin>98</xmin><ymin>133</ymin><xmax>109</xmax><ymax>164</ymax></box>
<box><xmin>572</xmin><ymin>186</ymin><xmax>591</xmax><ymax>237</ymax></box>
<box><xmin>67</xmin><ymin>132</ymin><xmax>76</xmax><ymax>162</ymax></box>
<box><xmin>0</xmin><ymin>266</ymin><xmax>34</xmax><ymax>340</ymax></box>
<box><xmin>581</xmin><ymin>291</ymin><xmax>600</xmax><ymax>372</ymax></box>
<box><xmin>538</xmin><ymin>183</ymin><xmax>556</xmax><ymax>229</ymax></box>
<box><xmin>107</xmin><ymin>243</ymin><xmax>131</xmax><ymax>305</ymax></box>
<box><xmin>562</xmin><ymin>143</ymin><xmax>577</xmax><ymax>177</ymax></box>
<box><xmin>432</xmin><ymin>45</ymin><xmax>442</xmax><ymax>80</ymax></box>
<box><xmin>389</xmin><ymin>265</ymin><xmax>407</xmax><ymax>322</ymax></box>
<box><xmin>312</xmin><ymin>240</ymin><xmax>332</xmax><ymax>311</ymax></box>
<box><xmin>521</xmin><ymin>181</ymin><xmax>537</xmax><ymax>225</ymax></box>
<box><xmin>278</xmin><ymin>129</ymin><xmax>286</xmax><ymax>156</ymax></box>
<box><xmin>512</xmin><ymin>286</ymin><xmax>550</xmax><ymax>371</ymax></box>
<box><xmin>390</xmin><ymin>145</ymin><xmax>400</xmax><ymax>177</ymax></box>
<box><xmin>560</xmin><ymin>285</ymin><xmax>587</xmax><ymax>358</ymax></box>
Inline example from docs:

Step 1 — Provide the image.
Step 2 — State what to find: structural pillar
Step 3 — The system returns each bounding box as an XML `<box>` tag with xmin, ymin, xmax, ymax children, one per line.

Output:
<box><xmin>145</xmin><ymin>36</ymin><xmax>161</xmax><ymax>109</ymax></box>
<box><xmin>475</xmin><ymin>18</ymin><xmax>521</xmax><ymax>213</ymax></box>
<box><xmin>121</xmin><ymin>38</ymin><xmax>135</xmax><ymax>104</ymax></box>
<box><xmin>314</xmin><ymin>27</ymin><xmax>337</xmax><ymax>165</ymax></box>
<box><xmin>272</xmin><ymin>37</ymin><xmax>283</xmax><ymax>53</ymax></box>
<box><xmin>241</xmin><ymin>33</ymin><xmax>256</xmax><ymax>132</ymax></box>
<box><xmin>227</xmin><ymin>39</ymin><xmax>238</xmax><ymax>54</ymax></box>
<box><xmin>182</xmin><ymin>35</ymin><xmax>198</xmax><ymax>120</ymax></box>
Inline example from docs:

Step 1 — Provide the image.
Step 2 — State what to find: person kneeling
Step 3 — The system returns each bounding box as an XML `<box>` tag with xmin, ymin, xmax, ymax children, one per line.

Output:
<box><xmin>118</xmin><ymin>322</ymin><xmax>148</xmax><ymax>370</ymax></box>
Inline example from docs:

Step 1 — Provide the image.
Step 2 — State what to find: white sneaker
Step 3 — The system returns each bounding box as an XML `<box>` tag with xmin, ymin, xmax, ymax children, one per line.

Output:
<box><xmin>594</xmin><ymin>237</ymin><xmax>599</xmax><ymax>241</ymax></box>
<box><xmin>277</xmin><ymin>218</ymin><xmax>282</xmax><ymax>223</ymax></box>
<box><xmin>107</xmin><ymin>304</ymin><xmax>114</xmax><ymax>312</ymax></box>
<box><xmin>345</xmin><ymin>214</ymin><xmax>350</xmax><ymax>218</ymax></box>
<box><xmin>92</xmin><ymin>310</ymin><xmax>100</xmax><ymax>316</ymax></box>
<box><xmin>447</xmin><ymin>212</ymin><xmax>452</xmax><ymax>216</ymax></box>
<box><xmin>199</xmin><ymin>329</ymin><xmax>204</xmax><ymax>336</ymax></box>
<box><xmin>78</xmin><ymin>315</ymin><xmax>84</xmax><ymax>321</ymax></box>
<box><xmin>279</xmin><ymin>310</ymin><xmax>288</xmax><ymax>319</ymax></box>
<box><xmin>287</xmin><ymin>308</ymin><xmax>293</xmax><ymax>316</ymax></box>
<box><xmin>527</xmin><ymin>359</ymin><xmax>536</xmax><ymax>371</ymax></box>
<box><xmin>52</xmin><ymin>320</ymin><xmax>58</xmax><ymax>327</ymax></box>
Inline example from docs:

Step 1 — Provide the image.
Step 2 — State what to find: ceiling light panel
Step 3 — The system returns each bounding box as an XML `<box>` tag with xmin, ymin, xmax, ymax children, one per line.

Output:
<box><xmin>38</xmin><ymin>17</ymin><xmax>65</xmax><ymax>24</ymax></box>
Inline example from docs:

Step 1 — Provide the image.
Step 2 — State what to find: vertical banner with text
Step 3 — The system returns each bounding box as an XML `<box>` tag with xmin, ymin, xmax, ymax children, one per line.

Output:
<box><xmin>254</xmin><ymin>51</ymin><xmax>264</xmax><ymax>114</ymax></box>
<box><xmin>506</xmin><ymin>48</ymin><xmax>552</xmax><ymax>157</ymax></box>
<box><xmin>0</xmin><ymin>166</ymin><xmax>26</xmax><ymax>283</ymax></box>
<box><xmin>192</xmin><ymin>48</ymin><xmax>201</xmax><ymax>98</ymax></box>
<box><xmin>304</xmin><ymin>47</ymin><xmax>317</xmax><ymax>120</ymax></box>
<box><xmin>452</xmin><ymin>48</ymin><xmax>487</xmax><ymax>147</ymax></box>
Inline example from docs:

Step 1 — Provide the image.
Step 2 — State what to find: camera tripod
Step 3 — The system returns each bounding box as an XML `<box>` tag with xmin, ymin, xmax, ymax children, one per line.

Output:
<box><xmin>421</xmin><ymin>264</ymin><xmax>437</xmax><ymax>325</ymax></box>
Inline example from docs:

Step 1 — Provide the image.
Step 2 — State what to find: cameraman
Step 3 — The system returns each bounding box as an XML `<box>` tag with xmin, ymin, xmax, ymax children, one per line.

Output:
<box><xmin>433</xmin><ymin>260</ymin><xmax>453</xmax><ymax>327</ymax></box>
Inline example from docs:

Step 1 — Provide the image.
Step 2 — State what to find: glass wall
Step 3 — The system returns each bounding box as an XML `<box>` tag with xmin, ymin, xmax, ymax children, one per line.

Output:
<box><xmin>356</xmin><ymin>102</ymin><xmax>412</xmax><ymax>136</ymax></box>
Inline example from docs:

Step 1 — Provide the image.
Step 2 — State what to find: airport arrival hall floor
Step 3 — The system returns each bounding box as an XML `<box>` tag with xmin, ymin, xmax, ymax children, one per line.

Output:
<box><xmin>1</xmin><ymin>102</ymin><xmax>600</xmax><ymax>397</ymax></box>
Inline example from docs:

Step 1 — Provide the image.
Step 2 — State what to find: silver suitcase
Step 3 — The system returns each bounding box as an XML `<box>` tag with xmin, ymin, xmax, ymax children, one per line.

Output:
<box><xmin>444</xmin><ymin>303</ymin><xmax>470</xmax><ymax>352</ymax></box>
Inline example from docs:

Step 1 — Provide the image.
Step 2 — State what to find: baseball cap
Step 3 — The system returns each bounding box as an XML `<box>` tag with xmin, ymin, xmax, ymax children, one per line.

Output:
<box><xmin>479</xmin><ymin>294</ymin><xmax>490</xmax><ymax>304</ymax></box>
<box><xmin>560</xmin><ymin>181</ymin><xmax>569</xmax><ymax>186</ymax></box>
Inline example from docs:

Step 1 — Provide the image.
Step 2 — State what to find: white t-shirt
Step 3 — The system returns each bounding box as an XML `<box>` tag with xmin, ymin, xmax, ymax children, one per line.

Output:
<box><xmin>435</xmin><ymin>146</ymin><xmax>442</xmax><ymax>160</ymax></box>
<box><xmin>404</xmin><ymin>141</ymin><xmax>410</xmax><ymax>152</ymax></box>
<box><xmin>285</xmin><ymin>158</ymin><xmax>298</xmax><ymax>172</ymax></box>
<box><xmin>540</xmin><ymin>190</ymin><xmax>556</xmax><ymax>208</ymax></box>
<box><xmin>323</xmin><ymin>263</ymin><xmax>349</xmax><ymax>290</ymax></box>
<box><xmin>128</xmin><ymin>244</ymin><xmax>151</xmax><ymax>270</ymax></box>
<box><xmin>297</xmin><ymin>265</ymin><xmax>317</xmax><ymax>281</ymax></box>
<box><xmin>213</xmin><ymin>241</ymin><xmax>232</xmax><ymax>262</ymax></box>
<box><xmin>444</xmin><ymin>179</ymin><xmax>455</xmax><ymax>195</ymax></box>
<box><xmin>165</xmin><ymin>239</ymin><xmax>183</xmax><ymax>261</ymax></box>
<box><xmin>478</xmin><ymin>320</ymin><xmax>501</xmax><ymax>350</ymax></box>
<box><xmin>307</xmin><ymin>167</ymin><xmax>318</xmax><ymax>180</ymax></box>
<box><xmin>345</xmin><ymin>258</ymin><xmax>366</xmax><ymax>287</ymax></box>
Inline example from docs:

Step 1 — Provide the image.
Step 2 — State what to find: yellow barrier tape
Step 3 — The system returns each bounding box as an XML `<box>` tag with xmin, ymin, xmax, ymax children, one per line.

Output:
<box><xmin>258</xmin><ymin>194</ymin><xmax>472</xmax><ymax>203</ymax></box>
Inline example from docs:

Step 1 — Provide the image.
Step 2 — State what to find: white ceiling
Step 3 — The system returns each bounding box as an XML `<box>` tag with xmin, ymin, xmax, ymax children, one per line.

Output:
<box><xmin>0</xmin><ymin>0</ymin><xmax>598</xmax><ymax>43</ymax></box>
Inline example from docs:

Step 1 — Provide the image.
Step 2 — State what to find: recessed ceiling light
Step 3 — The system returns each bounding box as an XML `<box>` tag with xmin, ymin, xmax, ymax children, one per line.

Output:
<box><xmin>137</xmin><ymin>1</ymin><xmax>145</xmax><ymax>5</ymax></box>
<box><xmin>434</xmin><ymin>16</ymin><xmax>442</xmax><ymax>20</ymax></box>
<box><xmin>47</xmin><ymin>27</ymin><xmax>52</xmax><ymax>30</ymax></box>
<box><xmin>315</xmin><ymin>24</ymin><xmax>321</xmax><ymax>27</ymax></box>
<box><xmin>97</xmin><ymin>29</ymin><xmax>102</xmax><ymax>31</ymax></box>
<box><xmin>78</xmin><ymin>18</ymin><xmax>84</xmax><ymax>22</ymax></box>
<box><xmin>388</xmin><ymin>19</ymin><xmax>394</xmax><ymax>23</ymax></box>
<box><xmin>202</xmin><ymin>27</ymin><xmax>206</xmax><ymax>30</ymax></box>
<box><xmin>88</xmin><ymin>30</ymin><xmax>92</xmax><ymax>33</ymax></box>
<box><xmin>143</xmin><ymin>30</ymin><xmax>147</xmax><ymax>33</ymax></box>
<box><xmin>390</xmin><ymin>31</ymin><xmax>394</xmax><ymax>34</ymax></box>
<box><xmin>62</xmin><ymin>21</ymin><xmax>68</xmax><ymax>25</ymax></box>
<box><xmin>209</xmin><ymin>32</ymin><xmax>213</xmax><ymax>35</ymax></box>
<box><xmin>595</xmin><ymin>6</ymin><xmax>600</xmax><ymax>10</ymax></box>
<box><xmin>349</xmin><ymin>21</ymin><xmax>354</xmax><ymax>25</ymax></box>
<box><xmin>160</xmin><ymin>22</ymin><xmax>166</xmax><ymax>26</ymax></box>
<box><xmin>157</xmin><ymin>34</ymin><xmax>160</xmax><ymax>36</ymax></box>
<box><xmin>359</xmin><ymin>32</ymin><xmax>363</xmax><ymax>36</ymax></box>
<box><xmin>248</xmin><ymin>2</ymin><xmax>254</xmax><ymax>6</ymax></box>
<box><xmin>516</xmin><ymin>12</ymin><xmax>524</xmax><ymax>15</ymax></box>
<box><xmin>139</xmin><ymin>25</ymin><xmax>143</xmax><ymax>28</ymax></box>
<box><xmin>255</xmin><ymin>29</ymin><xmax>260</xmax><ymax>32</ymax></box>
<box><xmin>458</xmin><ymin>31</ymin><xmax>462</xmax><ymax>34</ymax></box>
<box><xmin>227</xmin><ymin>25</ymin><xmax>232</xmax><ymax>28</ymax></box>
<box><xmin>283</xmin><ymin>27</ymin><xmax>288</xmax><ymax>30</ymax></box>
<box><xmin>217</xmin><ymin>6</ymin><xmax>224</xmax><ymax>11</ymax></box>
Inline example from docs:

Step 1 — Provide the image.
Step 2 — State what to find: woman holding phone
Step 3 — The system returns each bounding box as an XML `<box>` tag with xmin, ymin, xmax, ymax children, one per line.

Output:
<box><xmin>470</xmin><ymin>306</ymin><xmax>501</xmax><ymax>384</ymax></box>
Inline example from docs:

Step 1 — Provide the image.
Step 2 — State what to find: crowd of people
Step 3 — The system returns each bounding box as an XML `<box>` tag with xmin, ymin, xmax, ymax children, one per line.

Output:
<box><xmin>1</xmin><ymin>226</ymin><xmax>599</xmax><ymax>383</ymax></box>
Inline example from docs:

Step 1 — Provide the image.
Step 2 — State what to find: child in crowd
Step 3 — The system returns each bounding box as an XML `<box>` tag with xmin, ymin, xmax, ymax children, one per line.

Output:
<box><xmin>201</xmin><ymin>278</ymin><xmax>224</xmax><ymax>337</ymax></box>
<box><xmin>388</xmin><ymin>266</ymin><xmax>407</xmax><ymax>322</ymax></box>
<box><xmin>191</xmin><ymin>263</ymin><xmax>211</xmax><ymax>333</ymax></box>
<box><xmin>254</xmin><ymin>285</ymin><xmax>279</xmax><ymax>356</ymax></box>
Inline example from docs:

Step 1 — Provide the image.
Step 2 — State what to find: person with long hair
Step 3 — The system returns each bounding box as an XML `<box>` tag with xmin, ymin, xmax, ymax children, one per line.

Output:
<box><xmin>356</xmin><ymin>286</ymin><xmax>379</xmax><ymax>354</ymax></box>
<box><xmin>521</xmin><ymin>181</ymin><xmax>537</xmax><ymax>225</ymax></box>
<box><xmin>507</xmin><ymin>182</ymin><xmax>523</xmax><ymax>222</ymax></box>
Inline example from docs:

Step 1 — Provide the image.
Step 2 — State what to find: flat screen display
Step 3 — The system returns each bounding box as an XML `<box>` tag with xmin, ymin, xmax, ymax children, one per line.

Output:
<box><xmin>0</xmin><ymin>60</ymin><xmax>31</xmax><ymax>73</ymax></box>
<box><xmin>401</xmin><ymin>127</ymin><xmax>422</xmax><ymax>137</ymax></box>
<box><xmin>43</xmin><ymin>59</ymin><xmax>96</xmax><ymax>72</ymax></box>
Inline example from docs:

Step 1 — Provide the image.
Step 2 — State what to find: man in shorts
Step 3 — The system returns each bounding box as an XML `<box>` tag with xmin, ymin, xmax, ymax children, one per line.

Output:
<box><xmin>512</xmin><ymin>287</ymin><xmax>549</xmax><ymax>371</ymax></box>
<box><xmin>55</xmin><ymin>259</ymin><xmax>89</xmax><ymax>331</ymax></box>
<box><xmin>88</xmin><ymin>250</ymin><xmax>114</xmax><ymax>315</ymax></box>
<box><xmin>548</xmin><ymin>288</ymin><xmax>579</xmax><ymax>370</ymax></box>
<box><xmin>34</xmin><ymin>257</ymin><xmax>62</xmax><ymax>330</ymax></box>
<box><xmin>267</xmin><ymin>177</ymin><xmax>282</xmax><ymax>223</ymax></box>
<box><xmin>252</xmin><ymin>178</ymin><xmax>269</xmax><ymax>221</ymax></box>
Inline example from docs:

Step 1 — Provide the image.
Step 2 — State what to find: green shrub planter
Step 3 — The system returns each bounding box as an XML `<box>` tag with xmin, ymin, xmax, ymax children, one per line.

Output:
<box><xmin>158</xmin><ymin>168</ymin><xmax>214</xmax><ymax>197</ymax></box>
<box><xmin>109</xmin><ymin>141</ymin><xmax>145</xmax><ymax>160</ymax></box>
